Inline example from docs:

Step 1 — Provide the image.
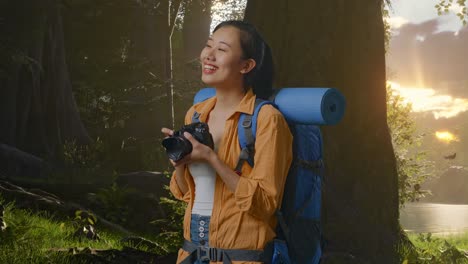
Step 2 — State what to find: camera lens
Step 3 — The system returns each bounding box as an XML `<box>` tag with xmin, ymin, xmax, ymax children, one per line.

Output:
<box><xmin>162</xmin><ymin>136</ymin><xmax>193</xmax><ymax>161</ymax></box>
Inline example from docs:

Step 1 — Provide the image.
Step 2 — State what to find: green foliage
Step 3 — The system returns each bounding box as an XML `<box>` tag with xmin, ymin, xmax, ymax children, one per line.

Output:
<box><xmin>58</xmin><ymin>134</ymin><xmax>171</xmax><ymax>186</ymax></box>
<box><xmin>400</xmin><ymin>233</ymin><xmax>468</xmax><ymax>263</ymax></box>
<box><xmin>72</xmin><ymin>210</ymin><xmax>100</xmax><ymax>241</ymax></box>
<box><xmin>60</xmin><ymin>138</ymin><xmax>107</xmax><ymax>182</ymax></box>
<box><xmin>62</xmin><ymin>138</ymin><xmax>104</xmax><ymax>168</ymax></box>
<box><xmin>61</xmin><ymin>0</ymin><xmax>177</xmax><ymax>175</ymax></box>
<box><xmin>93</xmin><ymin>183</ymin><xmax>131</xmax><ymax>225</ymax></box>
<box><xmin>382</xmin><ymin>1</ymin><xmax>392</xmax><ymax>53</ymax></box>
<box><xmin>74</xmin><ymin>210</ymin><xmax>98</xmax><ymax>227</ymax></box>
<box><xmin>150</xmin><ymin>172</ymin><xmax>186</xmax><ymax>254</ymax></box>
<box><xmin>387</xmin><ymin>84</ymin><xmax>433</xmax><ymax>207</ymax></box>
<box><xmin>436</xmin><ymin>0</ymin><xmax>467</xmax><ymax>25</ymax></box>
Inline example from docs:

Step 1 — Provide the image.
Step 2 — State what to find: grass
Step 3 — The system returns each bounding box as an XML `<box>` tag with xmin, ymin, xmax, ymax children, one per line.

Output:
<box><xmin>400</xmin><ymin>232</ymin><xmax>468</xmax><ymax>264</ymax></box>
<box><xmin>409</xmin><ymin>232</ymin><xmax>468</xmax><ymax>252</ymax></box>
<box><xmin>0</xmin><ymin>201</ymin><xmax>126</xmax><ymax>264</ymax></box>
<box><xmin>4</xmin><ymin>193</ymin><xmax>466</xmax><ymax>264</ymax></box>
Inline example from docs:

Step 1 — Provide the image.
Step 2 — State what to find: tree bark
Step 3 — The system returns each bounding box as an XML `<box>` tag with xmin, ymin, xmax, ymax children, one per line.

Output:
<box><xmin>0</xmin><ymin>143</ymin><xmax>45</xmax><ymax>179</ymax></box>
<box><xmin>245</xmin><ymin>0</ymin><xmax>399</xmax><ymax>263</ymax></box>
<box><xmin>0</xmin><ymin>0</ymin><xmax>90</xmax><ymax>160</ymax></box>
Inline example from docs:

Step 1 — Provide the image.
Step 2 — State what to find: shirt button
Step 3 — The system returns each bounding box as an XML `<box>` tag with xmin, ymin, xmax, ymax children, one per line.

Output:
<box><xmin>199</xmin><ymin>220</ymin><xmax>205</xmax><ymax>226</ymax></box>
<box><xmin>200</xmin><ymin>240</ymin><xmax>206</xmax><ymax>246</ymax></box>
<box><xmin>199</xmin><ymin>233</ymin><xmax>205</xmax><ymax>238</ymax></box>
<box><xmin>199</xmin><ymin>226</ymin><xmax>205</xmax><ymax>232</ymax></box>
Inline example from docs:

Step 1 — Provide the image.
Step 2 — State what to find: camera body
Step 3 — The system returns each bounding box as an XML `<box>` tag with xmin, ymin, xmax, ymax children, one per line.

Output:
<box><xmin>162</xmin><ymin>122</ymin><xmax>214</xmax><ymax>162</ymax></box>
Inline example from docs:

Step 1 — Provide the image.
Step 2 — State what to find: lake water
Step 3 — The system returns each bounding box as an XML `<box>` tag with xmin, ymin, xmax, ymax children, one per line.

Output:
<box><xmin>400</xmin><ymin>202</ymin><xmax>468</xmax><ymax>235</ymax></box>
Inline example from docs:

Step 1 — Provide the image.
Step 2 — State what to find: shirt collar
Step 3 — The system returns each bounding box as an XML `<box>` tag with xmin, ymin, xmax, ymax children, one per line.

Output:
<box><xmin>233</xmin><ymin>89</ymin><xmax>256</xmax><ymax>115</ymax></box>
<box><xmin>193</xmin><ymin>89</ymin><xmax>256</xmax><ymax>122</ymax></box>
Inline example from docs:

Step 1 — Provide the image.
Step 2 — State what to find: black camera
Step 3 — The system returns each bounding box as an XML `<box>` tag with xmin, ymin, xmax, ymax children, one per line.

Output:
<box><xmin>161</xmin><ymin>122</ymin><xmax>214</xmax><ymax>162</ymax></box>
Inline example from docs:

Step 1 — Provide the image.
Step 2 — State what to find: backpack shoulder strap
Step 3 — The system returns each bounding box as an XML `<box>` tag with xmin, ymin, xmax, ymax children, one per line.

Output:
<box><xmin>235</xmin><ymin>99</ymin><xmax>273</xmax><ymax>173</ymax></box>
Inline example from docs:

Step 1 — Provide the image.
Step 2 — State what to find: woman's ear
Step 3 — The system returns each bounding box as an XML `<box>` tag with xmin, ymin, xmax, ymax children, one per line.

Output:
<box><xmin>240</xmin><ymin>59</ymin><xmax>256</xmax><ymax>74</ymax></box>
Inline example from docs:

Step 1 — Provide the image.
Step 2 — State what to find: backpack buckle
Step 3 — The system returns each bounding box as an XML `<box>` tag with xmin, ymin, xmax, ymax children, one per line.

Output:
<box><xmin>209</xmin><ymin>247</ymin><xmax>220</xmax><ymax>261</ymax></box>
<box><xmin>242</xmin><ymin>119</ymin><xmax>252</xmax><ymax>128</ymax></box>
<box><xmin>197</xmin><ymin>247</ymin><xmax>220</xmax><ymax>262</ymax></box>
<box><xmin>197</xmin><ymin>247</ymin><xmax>209</xmax><ymax>262</ymax></box>
<box><xmin>239</xmin><ymin>148</ymin><xmax>250</xmax><ymax>160</ymax></box>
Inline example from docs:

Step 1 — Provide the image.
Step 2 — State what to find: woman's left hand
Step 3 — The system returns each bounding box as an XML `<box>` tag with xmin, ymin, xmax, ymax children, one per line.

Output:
<box><xmin>173</xmin><ymin>132</ymin><xmax>215</xmax><ymax>166</ymax></box>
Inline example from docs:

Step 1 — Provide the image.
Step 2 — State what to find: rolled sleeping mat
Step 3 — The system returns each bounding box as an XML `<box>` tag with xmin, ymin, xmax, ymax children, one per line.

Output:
<box><xmin>193</xmin><ymin>87</ymin><xmax>346</xmax><ymax>125</ymax></box>
<box><xmin>272</xmin><ymin>88</ymin><xmax>345</xmax><ymax>125</ymax></box>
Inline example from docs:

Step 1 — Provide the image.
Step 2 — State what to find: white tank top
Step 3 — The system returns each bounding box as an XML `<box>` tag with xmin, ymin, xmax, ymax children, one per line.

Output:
<box><xmin>188</xmin><ymin>162</ymin><xmax>216</xmax><ymax>216</ymax></box>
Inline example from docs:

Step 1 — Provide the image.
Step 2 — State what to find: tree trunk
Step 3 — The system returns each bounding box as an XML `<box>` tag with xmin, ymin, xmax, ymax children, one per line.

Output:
<box><xmin>245</xmin><ymin>0</ymin><xmax>399</xmax><ymax>263</ymax></box>
<box><xmin>182</xmin><ymin>0</ymin><xmax>212</xmax><ymax>64</ymax></box>
<box><xmin>0</xmin><ymin>0</ymin><xmax>90</xmax><ymax>160</ymax></box>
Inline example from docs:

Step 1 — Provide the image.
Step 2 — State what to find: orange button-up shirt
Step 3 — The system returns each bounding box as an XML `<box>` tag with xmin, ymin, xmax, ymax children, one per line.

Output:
<box><xmin>170</xmin><ymin>89</ymin><xmax>293</xmax><ymax>264</ymax></box>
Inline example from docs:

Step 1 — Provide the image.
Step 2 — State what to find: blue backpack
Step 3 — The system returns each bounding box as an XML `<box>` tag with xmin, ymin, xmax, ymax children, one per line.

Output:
<box><xmin>193</xmin><ymin>88</ymin><xmax>345</xmax><ymax>264</ymax></box>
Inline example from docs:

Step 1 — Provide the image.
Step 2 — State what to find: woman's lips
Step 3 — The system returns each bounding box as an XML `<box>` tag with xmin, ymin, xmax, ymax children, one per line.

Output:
<box><xmin>203</xmin><ymin>64</ymin><xmax>218</xmax><ymax>74</ymax></box>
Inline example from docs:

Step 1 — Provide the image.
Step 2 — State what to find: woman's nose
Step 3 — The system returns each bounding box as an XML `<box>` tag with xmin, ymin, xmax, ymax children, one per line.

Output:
<box><xmin>205</xmin><ymin>49</ymin><xmax>215</xmax><ymax>61</ymax></box>
<box><xmin>206</xmin><ymin>53</ymin><xmax>214</xmax><ymax>61</ymax></box>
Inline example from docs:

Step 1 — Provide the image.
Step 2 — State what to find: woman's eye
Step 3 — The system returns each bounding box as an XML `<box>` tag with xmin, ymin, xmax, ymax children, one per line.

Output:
<box><xmin>218</xmin><ymin>48</ymin><xmax>226</xmax><ymax>52</ymax></box>
<box><xmin>205</xmin><ymin>44</ymin><xmax>212</xmax><ymax>48</ymax></box>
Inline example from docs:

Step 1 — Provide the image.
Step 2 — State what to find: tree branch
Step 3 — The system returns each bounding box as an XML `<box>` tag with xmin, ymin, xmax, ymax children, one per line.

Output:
<box><xmin>169</xmin><ymin>0</ymin><xmax>183</xmax><ymax>37</ymax></box>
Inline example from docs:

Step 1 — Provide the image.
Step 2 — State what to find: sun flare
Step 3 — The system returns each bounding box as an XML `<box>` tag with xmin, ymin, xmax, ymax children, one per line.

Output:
<box><xmin>435</xmin><ymin>131</ymin><xmax>459</xmax><ymax>143</ymax></box>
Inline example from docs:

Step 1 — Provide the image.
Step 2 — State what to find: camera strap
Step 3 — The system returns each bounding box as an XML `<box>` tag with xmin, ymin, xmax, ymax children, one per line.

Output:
<box><xmin>192</xmin><ymin>111</ymin><xmax>201</xmax><ymax>123</ymax></box>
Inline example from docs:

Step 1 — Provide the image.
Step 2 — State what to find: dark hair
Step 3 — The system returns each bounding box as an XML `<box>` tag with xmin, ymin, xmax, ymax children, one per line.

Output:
<box><xmin>213</xmin><ymin>20</ymin><xmax>274</xmax><ymax>100</ymax></box>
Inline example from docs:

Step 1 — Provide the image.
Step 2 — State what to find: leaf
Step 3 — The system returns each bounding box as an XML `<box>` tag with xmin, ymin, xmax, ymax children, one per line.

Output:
<box><xmin>89</xmin><ymin>213</ymin><xmax>97</xmax><ymax>224</ymax></box>
<box><xmin>75</xmin><ymin>210</ymin><xmax>82</xmax><ymax>217</ymax></box>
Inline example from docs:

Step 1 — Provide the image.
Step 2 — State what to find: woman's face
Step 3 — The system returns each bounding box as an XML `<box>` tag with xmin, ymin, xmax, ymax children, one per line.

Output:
<box><xmin>200</xmin><ymin>26</ymin><xmax>253</xmax><ymax>88</ymax></box>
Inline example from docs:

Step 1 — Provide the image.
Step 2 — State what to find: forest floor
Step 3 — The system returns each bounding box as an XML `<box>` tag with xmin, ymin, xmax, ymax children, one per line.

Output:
<box><xmin>0</xmin><ymin>200</ymin><xmax>175</xmax><ymax>264</ymax></box>
<box><xmin>2</xmin><ymin>206</ymin><xmax>468</xmax><ymax>264</ymax></box>
<box><xmin>2</xmin><ymin>190</ymin><xmax>468</xmax><ymax>263</ymax></box>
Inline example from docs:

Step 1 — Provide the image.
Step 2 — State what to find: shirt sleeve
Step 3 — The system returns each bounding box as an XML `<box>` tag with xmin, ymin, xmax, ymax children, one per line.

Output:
<box><xmin>234</xmin><ymin>106</ymin><xmax>293</xmax><ymax>221</ymax></box>
<box><xmin>169</xmin><ymin>169</ymin><xmax>191</xmax><ymax>203</ymax></box>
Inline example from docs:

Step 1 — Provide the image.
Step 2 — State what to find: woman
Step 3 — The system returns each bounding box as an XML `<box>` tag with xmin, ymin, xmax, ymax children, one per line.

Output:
<box><xmin>161</xmin><ymin>20</ymin><xmax>293</xmax><ymax>264</ymax></box>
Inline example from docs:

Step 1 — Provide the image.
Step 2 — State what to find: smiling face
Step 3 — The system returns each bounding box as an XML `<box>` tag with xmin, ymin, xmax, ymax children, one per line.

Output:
<box><xmin>200</xmin><ymin>26</ymin><xmax>255</xmax><ymax>90</ymax></box>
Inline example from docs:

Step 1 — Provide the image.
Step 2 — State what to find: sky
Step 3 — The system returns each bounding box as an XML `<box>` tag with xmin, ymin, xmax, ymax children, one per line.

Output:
<box><xmin>388</xmin><ymin>1</ymin><xmax>468</xmax><ymax>190</ymax></box>
<box><xmin>389</xmin><ymin>0</ymin><xmax>464</xmax><ymax>32</ymax></box>
<box><xmin>387</xmin><ymin>0</ymin><xmax>468</xmax><ymax>120</ymax></box>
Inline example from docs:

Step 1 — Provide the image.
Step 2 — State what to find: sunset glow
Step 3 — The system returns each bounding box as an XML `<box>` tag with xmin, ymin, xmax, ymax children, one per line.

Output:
<box><xmin>387</xmin><ymin>81</ymin><xmax>468</xmax><ymax>119</ymax></box>
<box><xmin>386</xmin><ymin>16</ymin><xmax>409</xmax><ymax>29</ymax></box>
<box><xmin>435</xmin><ymin>131</ymin><xmax>459</xmax><ymax>143</ymax></box>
